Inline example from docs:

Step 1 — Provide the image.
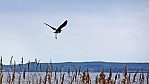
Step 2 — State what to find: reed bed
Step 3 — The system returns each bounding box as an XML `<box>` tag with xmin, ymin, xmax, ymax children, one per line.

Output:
<box><xmin>0</xmin><ymin>57</ymin><xmax>148</xmax><ymax>84</ymax></box>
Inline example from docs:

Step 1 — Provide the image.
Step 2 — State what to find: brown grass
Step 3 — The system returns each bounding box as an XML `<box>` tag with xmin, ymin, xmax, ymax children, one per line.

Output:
<box><xmin>0</xmin><ymin>57</ymin><xmax>148</xmax><ymax>84</ymax></box>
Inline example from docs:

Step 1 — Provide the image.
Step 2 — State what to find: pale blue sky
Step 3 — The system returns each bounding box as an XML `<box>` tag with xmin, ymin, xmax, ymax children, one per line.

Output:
<box><xmin>0</xmin><ymin>0</ymin><xmax>149</xmax><ymax>64</ymax></box>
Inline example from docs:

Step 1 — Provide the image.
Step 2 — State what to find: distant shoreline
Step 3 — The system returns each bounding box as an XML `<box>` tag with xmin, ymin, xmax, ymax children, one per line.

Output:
<box><xmin>2</xmin><ymin>61</ymin><xmax>149</xmax><ymax>72</ymax></box>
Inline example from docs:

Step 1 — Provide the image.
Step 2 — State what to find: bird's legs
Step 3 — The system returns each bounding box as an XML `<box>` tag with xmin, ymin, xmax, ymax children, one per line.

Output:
<box><xmin>55</xmin><ymin>33</ymin><xmax>58</xmax><ymax>39</ymax></box>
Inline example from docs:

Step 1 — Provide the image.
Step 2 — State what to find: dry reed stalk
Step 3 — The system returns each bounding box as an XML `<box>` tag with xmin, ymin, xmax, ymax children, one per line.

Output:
<box><xmin>0</xmin><ymin>74</ymin><xmax>2</xmax><ymax>84</ymax></box>
<box><xmin>81</xmin><ymin>70</ymin><xmax>91</xmax><ymax>84</ymax></box>
<box><xmin>123</xmin><ymin>65</ymin><xmax>127</xmax><ymax>79</ymax></box>
<box><xmin>37</xmin><ymin>60</ymin><xmax>40</xmax><ymax>72</ymax></box>
<box><xmin>118</xmin><ymin>72</ymin><xmax>120</xmax><ymax>80</ymax></box>
<box><xmin>32</xmin><ymin>75</ymin><xmax>34</xmax><ymax>84</ymax></box>
<box><xmin>21</xmin><ymin>57</ymin><xmax>23</xmax><ymax>69</ymax></box>
<box><xmin>126</xmin><ymin>73</ymin><xmax>130</xmax><ymax>84</ymax></box>
<box><xmin>106</xmin><ymin>68</ymin><xmax>112</xmax><ymax>84</ymax></box>
<box><xmin>27</xmin><ymin>60</ymin><xmax>30</xmax><ymax>83</ymax></box>
<box><xmin>20</xmin><ymin>58</ymin><xmax>24</xmax><ymax>83</ymax></box>
<box><xmin>60</xmin><ymin>73</ymin><xmax>65</xmax><ymax>84</ymax></box>
<box><xmin>108</xmin><ymin>80</ymin><xmax>114</xmax><ymax>84</ymax></box>
<box><xmin>81</xmin><ymin>71</ymin><xmax>85</xmax><ymax>83</ymax></box>
<box><xmin>142</xmin><ymin>73</ymin><xmax>144</xmax><ymax>83</ymax></box>
<box><xmin>99</xmin><ymin>69</ymin><xmax>105</xmax><ymax>84</ymax></box>
<box><xmin>49</xmin><ymin>59</ymin><xmax>53</xmax><ymax>77</ymax></box>
<box><xmin>0</xmin><ymin>56</ymin><xmax>3</xmax><ymax>84</ymax></box>
<box><xmin>86</xmin><ymin>72</ymin><xmax>91</xmax><ymax>83</ymax></box>
<box><xmin>50</xmin><ymin>59</ymin><xmax>53</xmax><ymax>69</ymax></box>
<box><xmin>23</xmin><ymin>68</ymin><xmax>26</xmax><ymax>80</ymax></box>
<box><xmin>43</xmin><ymin>75</ymin><xmax>47</xmax><ymax>84</ymax></box>
<box><xmin>13</xmin><ymin>61</ymin><xmax>16</xmax><ymax>72</ymax></box>
<box><xmin>43</xmin><ymin>64</ymin><xmax>49</xmax><ymax>84</ymax></box>
<box><xmin>71</xmin><ymin>74</ymin><xmax>74</xmax><ymax>82</ymax></box>
<box><xmin>10</xmin><ymin>56</ymin><xmax>13</xmax><ymax>65</ymax></box>
<box><xmin>11</xmin><ymin>61</ymin><xmax>16</xmax><ymax>83</ymax></box>
<box><xmin>47</xmin><ymin>73</ymin><xmax>51</xmax><ymax>84</ymax></box>
<box><xmin>69</xmin><ymin>79</ymin><xmax>72</xmax><ymax>84</ymax></box>
<box><xmin>75</xmin><ymin>68</ymin><xmax>77</xmax><ymax>77</ymax></box>
<box><xmin>18</xmin><ymin>73</ymin><xmax>21</xmax><ymax>84</ymax></box>
<box><xmin>54</xmin><ymin>70</ymin><xmax>56</xmax><ymax>80</ymax></box>
<box><xmin>71</xmin><ymin>75</ymin><xmax>76</xmax><ymax>83</ymax></box>
<box><xmin>35</xmin><ymin>58</ymin><xmax>40</xmax><ymax>72</ymax></box>
<box><xmin>117</xmin><ymin>73</ymin><xmax>121</xmax><ymax>84</ymax></box>
<box><xmin>113</xmin><ymin>72</ymin><xmax>117</xmax><ymax>84</ymax></box>
<box><xmin>71</xmin><ymin>74</ymin><xmax>76</xmax><ymax>83</ymax></box>
<box><xmin>121</xmin><ymin>78</ymin><xmax>126</xmax><ymax>84</ymax></box>
<box><xmin>74</xmin><ymin>68</ymin><xmax>78</xmax><ymax>82</ymax></box>
<box><xmin>133</xmin><ymin>69</ymin><xmax>138</xmax><ymax>82</ymax></box>
<box><xmin>27</xmin><ymin>60</ymin><xmax>30</xmax><ymax>72</ymax></box>
<box><xmin>147</xmin><ymin>71</ymin><xmax>149</xmax><ymax>84</ymax></box>
<box><xmin>56</xmin><ymin>78</ymin><xmax>58</xmax><ymax>84</ymax></box>
<box><xmin>54</xmin><ymin>68</ymin><xmax>57</xmax><ymax>80</ymax></box>
<box><xmin>128</xmin><ymin>73</ymin><xmax>131</xmax><ymax>83</ymax></box>
<box><xmin>46</xmin><ymin>64</ymin><xmax>49</xmax><ymax>73</ymax></box>
<box><xmin>74</xmin><ymin>74</ymin><xmax>77</xmax><ymax>82</ymax></box>
<box><xmin>78</xmin><ymin>66</ymin><xmax>81</xmax><ymax>76</ymax></box>
<box><xmin>10</xmin><ymin>56</ymin><xmax>13</xmax><ymax>71</ymax></box>
<box><xmin>21</xmin><ymin>56</ymin><xmax>24</xmax><ymax>84</ymax></box>
<box><xmin>122</xmin><ymin>65</ymin><xmax>127</xmax><ymax>83</ymax></box>
<box><xmin>68</xmin><ymin>67</ymin><xmax>70</xmax><ymax>77</ymax></box>
<box><xmin>2</xmin><ymin>57</ymin><xmax>149</xmax><ymax>84</ymax></box>
<box><xmin>39</xmin><ymin>75</ymin><xmax>42</xmax><ymax>84</ymax></box>
<box><xmin>95</xmin><ymin>74</ymin><xmax>99</xmax><ymax>84</ymax></box>
<box><xmin>139</xmin><ymin>73</ymin><xmax>141</xmax><ymax>81</ymax></box>
<box><xmin>0</xmin><ymin>56</ymin><xmax>2</xmax><ymax>72</ymax></box>
<box><xmin>6</xmin><ymin>73</ymin><xmax>11</xmax><ymax>84</ymax></box>
<box><xmin>108</xmin><ymin>68</ymin><xmax>112</xmax><ymax>81</ymax></box>
<box><xmin>59</xmin><ymin>66</ymin><xmax>62</xmax><ymax>82</ymax></box>
<box><xmin>11</xmin><ymin>72</ymin><xmax>15</xmax><ymax>83</ymax></box>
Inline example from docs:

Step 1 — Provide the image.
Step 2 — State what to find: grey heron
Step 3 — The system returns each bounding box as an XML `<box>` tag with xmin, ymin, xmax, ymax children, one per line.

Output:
<box><xmin>44</xmin><ymin>20</ymin><xmax>68</xmax><ymax>39</ymax></box>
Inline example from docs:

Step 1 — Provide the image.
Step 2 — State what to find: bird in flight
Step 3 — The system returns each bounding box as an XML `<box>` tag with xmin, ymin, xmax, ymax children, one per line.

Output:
<box><xmin>44</xmin><ymin>20</ymin><xmax>68</xmax><ymax>39</ymax></box>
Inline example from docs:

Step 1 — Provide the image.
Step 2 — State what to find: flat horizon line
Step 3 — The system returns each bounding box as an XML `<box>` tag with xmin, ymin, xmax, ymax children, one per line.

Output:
<box><xmin>3</xmin><ymin>60</ymin><xmax>149</xmax><ymax>65</ymax></box>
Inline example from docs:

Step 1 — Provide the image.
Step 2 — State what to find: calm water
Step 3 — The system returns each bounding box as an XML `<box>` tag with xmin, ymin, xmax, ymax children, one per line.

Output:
<box><xmin>2</xmin><ymin>72</ymin><xmax>148</xmax><ymax>84</ymax></box>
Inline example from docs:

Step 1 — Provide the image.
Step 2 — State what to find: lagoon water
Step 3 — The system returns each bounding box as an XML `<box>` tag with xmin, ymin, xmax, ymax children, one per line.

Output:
<box><xmin>2</xmin><ymin>72</ymin><xmax>148</xmax><ymax>84</ymax></box>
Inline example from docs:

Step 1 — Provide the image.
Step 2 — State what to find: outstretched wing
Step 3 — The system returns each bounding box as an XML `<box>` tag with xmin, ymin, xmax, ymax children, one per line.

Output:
<box><xmin>44</xmin><ymin>23</ymin><xmax>56</xmax><ymax>30</ymax></box>
<box><xmin>57</xmin><ymin>20</ymin><xmax>68</xmax><ymax>30</ymax></box>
